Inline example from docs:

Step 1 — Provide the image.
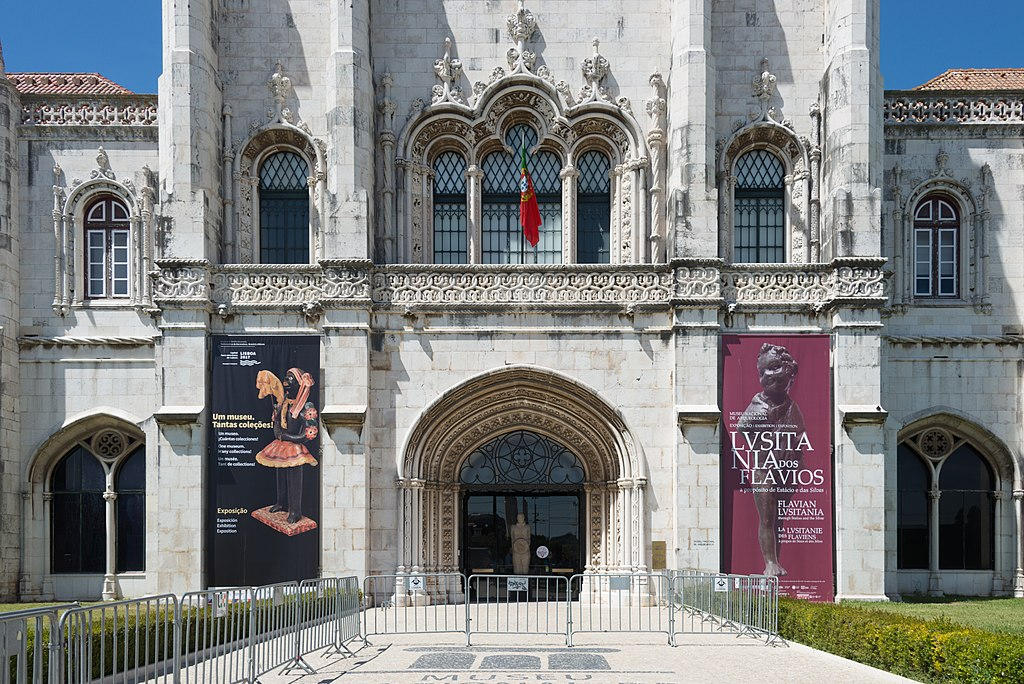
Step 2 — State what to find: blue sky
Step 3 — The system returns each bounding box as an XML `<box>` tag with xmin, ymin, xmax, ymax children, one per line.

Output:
<box><xmin>0</xmin><ymin>2</ymin><xmax>1021</xmax><ymax>93</ymax></box>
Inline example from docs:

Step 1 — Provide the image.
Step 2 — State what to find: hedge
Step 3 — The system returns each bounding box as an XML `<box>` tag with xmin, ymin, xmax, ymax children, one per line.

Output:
<box><xmin>778</xmin><ymin>597</ymin><xmax>1024</xmax><ymax>683</ymax></box>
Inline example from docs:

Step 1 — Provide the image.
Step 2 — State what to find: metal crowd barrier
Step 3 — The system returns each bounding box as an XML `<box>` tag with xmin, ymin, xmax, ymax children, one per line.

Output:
<box><xmin>58</xmin><ymin>594</ymin><xmax>178</xmax><ymax>683</ymax></box>
<box><xmin>569</xmin><ymin>573</ymin><xmax>673</xmax><ymax>646</ymax></box>
<box><xmin>177</xmin><ymin>587</ymin><xmax>251</xmax><ymax>684</ymax></box>
<box><xmin>466</xmin><ymin>574</ymin><xmax>570</xmax><ymax>644</ymax></box>
<box><xmin>671</xmin><ymin>571</ymin><xmax>779</xmax><ymax>643</ymax></box>
<box><xmin>1</xmin><ymin>604</ymin><xmax>77</xmax><ymax>684</ymax></box>
<box><xmin>361</xmin><ymin>573</ymin><xmax>467</xmax><ymax>641</ymax></box>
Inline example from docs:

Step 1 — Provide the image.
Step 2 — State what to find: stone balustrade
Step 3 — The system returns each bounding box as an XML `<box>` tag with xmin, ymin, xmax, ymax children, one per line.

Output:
<box><xmin>884</xmin><ymin>90</ymin><xmax>1024</xmax><ymax>126</ymax></box>
<box><xmin>20</xmin><ymin>94</ymin><xmax>159</xmax><ymax>127</ymax></box>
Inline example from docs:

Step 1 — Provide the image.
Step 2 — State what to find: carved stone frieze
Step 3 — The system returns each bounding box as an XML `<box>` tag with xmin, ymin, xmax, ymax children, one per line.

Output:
<box><xmin>150</xmin><ymin>260</ymin><xmax>887</xmax><ymax>314</ymax></box>
<box><xmin>20</xmin><ymin>95</ymin><xmax>158</xmax><ymax>127</ymax></box>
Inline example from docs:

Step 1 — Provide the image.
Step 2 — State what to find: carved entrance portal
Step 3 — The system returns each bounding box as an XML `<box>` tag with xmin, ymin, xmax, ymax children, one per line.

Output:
<box><xmin>395</xmin><ymin>366</ymin><xmax>648</xmax><ymax>604</ymax></box>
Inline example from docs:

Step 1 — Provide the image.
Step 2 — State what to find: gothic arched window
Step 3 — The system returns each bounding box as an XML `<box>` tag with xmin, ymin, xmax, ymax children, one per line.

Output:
<box><xmin>897</xmin><ymin>427</ymin><xmax>996</xmax><ymax>573</ymax></box>
<box><xmin>576</xmin><ymin>150</ymin><xmax>611</xmax><ymax>264</ymax></box>
<box><xmin>259</xmin><ymin>151</ymin><xmax>310</xmax><ymax>264</ymax></box>
<box><xmin>481</xmin><ymin>124</ymin><xmax>562</xmax><ymax>264</ymax></box>
<box><xmin>733</xmin><ymin>149</ymin><xmax>785</xmax><ymax>263</ymax></box>
<box><xmin>913</xmin><ymin>196</ymin><xmax>960</xmax><ymax>298</ymax></box>
<box><xmin>84</xmin><ymin>196</ymin><xmax>131</xmax><ymax>298</ymax></box>
<box><xmin>432</xmin><ymin>151</ymin><xmax>468</xmax><ymax>264</ymax></box>
<box><xmin>49</xmin><ymin>432</ymin><xmax>145</xmax><ymax>575</ymax></box>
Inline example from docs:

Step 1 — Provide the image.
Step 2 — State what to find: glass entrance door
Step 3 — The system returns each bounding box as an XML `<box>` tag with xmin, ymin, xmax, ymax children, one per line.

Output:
<box><xmin>462</xmin><ymin>493</ymin><xmax>582</xmax><ymax>576</ymax></box>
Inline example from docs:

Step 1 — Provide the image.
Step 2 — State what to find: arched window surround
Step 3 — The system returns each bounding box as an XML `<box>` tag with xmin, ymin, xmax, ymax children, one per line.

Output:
<box><xmin>397</xmin><ymin>80</ymin><xmax>648</xmax><ymax>265</ymax></box>
<box><xmin>892</xmin><ymin>412</ymin><xmax>1020</xmax><ymax>597</ymax></box>
<box><xmin>23</xmin><ymin>411</ymin><xmax>148</xmax><ymax>601</ymax></box>
<box><xmin>718</xmin><ymin>121</ymin><xmax>816</xmax><ymax>265</ymax></box>
<box><xmin>897</xmin><ymin>181</ymin><xmax>982</xmax><ymax>309</ymax></box>
<box><xmin>53</xmin><ymin>170</ymin><xmax>155</xmax><ymax>314</ymax></box>
<box><xmin>230</xmin><ymin>124</ymin><xmax>325</xmax><ymax>264</ymax></box>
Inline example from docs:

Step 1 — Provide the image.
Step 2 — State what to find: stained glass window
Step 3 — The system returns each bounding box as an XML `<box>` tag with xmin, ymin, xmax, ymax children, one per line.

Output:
<box><xmin>433</xmin><ymin>151</ymin><xmax>468</xmax><ymax>264</ymax></box>
<box><xmin>576</xmin><ymin>150</ymin><xmax>610</xmax><ymax>263</ymax></box>
<box><xmin>460</xmin><ymin>430</ymin><xmax>586</xmax><ymax>486</ymax></box>
<box><xmin>259</xmin><ymin>152</ymin><xmax>310</xmax><ymax>264</ymax></box>
<box><xmin>482</xmin><ymin>123</ymin><xmax>562</xmax><ymax>264</ymax></box>
<box><xmin>733</xmin><ymin>149</ymin><xmax>785</xmax><ymax>263</ymax></box>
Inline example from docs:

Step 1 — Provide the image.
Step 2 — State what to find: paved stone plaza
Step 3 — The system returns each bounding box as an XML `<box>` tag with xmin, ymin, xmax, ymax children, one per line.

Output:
<box><xmin>263</xmin><ymin>634</ymin><xmax>913</xmax><ymax>683</ymax></box>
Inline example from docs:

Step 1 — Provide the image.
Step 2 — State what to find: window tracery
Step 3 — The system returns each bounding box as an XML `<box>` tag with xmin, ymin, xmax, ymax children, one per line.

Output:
<box><xmin>390</xmin><ymin>2</ymin><xmax>650</xmax><ymax>265</ymax></box>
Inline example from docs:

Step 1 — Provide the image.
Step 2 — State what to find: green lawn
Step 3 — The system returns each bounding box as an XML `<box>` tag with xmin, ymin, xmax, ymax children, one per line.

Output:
<box><xmin>846</xmin><ymin>595</ymin><xmax>1024</xmax><ymax>635</ymax></box>
<box><xmin>0</xmin><ymin>601</ymin><xmax>84</xmax><ymax>614</ymax></box>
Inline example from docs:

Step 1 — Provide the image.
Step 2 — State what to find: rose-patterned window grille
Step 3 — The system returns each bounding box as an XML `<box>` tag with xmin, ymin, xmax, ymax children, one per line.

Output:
<box><xmin>460</xmin><ymin>430</ymin><xmax>585</xmax><ymax>487</ymax></box>
<box><xmin>432</xmin><ymin>151</ymin><xmax>468</xmax><ymax>264</ymax></box>
<box><xmin>259</xmin><ymin>151</ymin><xmax>310</xmax><ymax>264</ymax></box>
<box><xmin>481</xmin><ymin>123</ymin><xmax>562</xmax><ymax>264</ymax></box>
<box><xmin>913</xmin><ymin>196</ymin><xmax>960</xmax><ymax>298</ymax></box>
<box><xmin>897</xmin><ymin>428</ymin><xmax>996</xmax><ymax>571</ymax></box>
<box><xmin>733</xmin><ymin>150</ymin><xmax>785</xmax><ymax>263</ymax></box>
<box><xmin>576</xmin><ymin>150</ymin><xmax>611</xmax><ymax>263</ymax></box>
<box><xmin>83</xmin><ymin>196</ymin><xmax>132</xmax><ymax>299</ymax></box>
<box><xmin>50</xmin><ymin>436</ymin><xmax>145</xmax><ymax>574</ymax></box>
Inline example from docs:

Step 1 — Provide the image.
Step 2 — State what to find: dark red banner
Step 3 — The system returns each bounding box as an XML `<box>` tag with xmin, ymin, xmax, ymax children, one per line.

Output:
<box><xmin>721</xmin><ymin>335</ymin><xmax>834</xmax><ymax>601</ymax></box>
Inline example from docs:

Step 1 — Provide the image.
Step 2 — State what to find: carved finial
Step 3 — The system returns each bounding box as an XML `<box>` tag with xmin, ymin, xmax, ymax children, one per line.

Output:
<box><xmin>432</xmin><ymin>37</ymin><xmax>465</xmax><ymax>105</ymax></box>
<box><xmin>752</xmin><ymin>58</ymin><xmax>780</xmax><ymax>121</ymax></box>
<box><xmin>578</xmin><ymin>36</ymin><xmax>610</xmax><ymax>105</ymax></box>
<box><xmin>646</xmin><ymin>72</ymin><xmax>667</xmax><ymax>131</ymax></box>
<box><xmin>53</xmin><ymin>163</ymin><xmax>62</xmax><ymax>183</ymax></box>
<box><xmin>935</xmin><ymin>149</ymin><xmax>949</xmax><ymax>173</ymax></box>
<box><xmin>96</xmin><ymin>147</ymin><xmax>109</xmax><ymax>170</ymax></box>
<box><xmin>506</xmin><ymin>0</ymin><xmax>538</xmax><ymax>73</ymax></box>
<box><xmin>267</xmin><ymin>61</ymin><xmax>292</xmax><ymax>123</ymax></box>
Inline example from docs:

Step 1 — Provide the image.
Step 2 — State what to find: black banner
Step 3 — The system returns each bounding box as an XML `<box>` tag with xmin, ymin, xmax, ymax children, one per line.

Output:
<box><xmin>208</xmin><ymin>335</ymin><xmax>321</xmax><ymax>586</ymax></box>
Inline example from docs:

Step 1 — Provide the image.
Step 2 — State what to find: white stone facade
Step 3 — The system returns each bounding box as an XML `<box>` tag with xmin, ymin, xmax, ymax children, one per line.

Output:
<box><xmin>0</xmin><ymin>0</ymin><xmax>1020</xmax><ymax>602</ymax></box>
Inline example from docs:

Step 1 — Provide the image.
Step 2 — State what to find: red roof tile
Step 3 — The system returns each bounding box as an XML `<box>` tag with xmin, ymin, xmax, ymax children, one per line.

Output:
<box><xmin>914</xmin><ymin>68</ymin><xmax>1024</xmax><ymax>91</ymax></box>
<box><xmin>7</xmin><ymin>72</ymin><xmax>133</xmax><ymax>95</ymax></box>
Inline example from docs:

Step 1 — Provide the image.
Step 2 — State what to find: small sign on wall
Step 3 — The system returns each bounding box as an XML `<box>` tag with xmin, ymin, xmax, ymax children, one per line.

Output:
<box><xmin>651</xmin><ymin>540</ymin><xmax>667</xmax><ymax>570</ymax></box>
<box><xmin>691</xmin><ymin>539</ymin><xmax>717</xmax><ymax>550</ymax></box>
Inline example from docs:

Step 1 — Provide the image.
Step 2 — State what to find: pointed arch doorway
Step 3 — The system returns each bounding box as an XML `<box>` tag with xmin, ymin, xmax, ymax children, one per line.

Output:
<box><xmin>396</xmin><ymin>366</ymin><xmax>649</xmax><ymax>603</ymax></box>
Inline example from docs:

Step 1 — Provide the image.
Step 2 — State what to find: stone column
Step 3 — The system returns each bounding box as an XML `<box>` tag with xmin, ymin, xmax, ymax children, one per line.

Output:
<box><xmin>928</xmin><ymin>489</ymin><xmax>942</xmax><ymax>596</ymax></box>
<box><xmin>102</xmin><ymin>488</ymin><xmax>118</xmax><ymax>601</ymax></box>
<box><xmin>1013</xmin><ymin>490</ymin><xmax>1023</xmax><ymax>598</ymax></box>
<box><xmin>992</xmin><ymin>491</ymin><xmax>1006</xmax><ymax>593</ymax></box>
<box><xmin>633</xmin><ymin>479</ymin><xmax>648</xmax><ymax>571</ymax></box>
<box><xmin>560</xmin><ymin>164</ymin><xmax>579</xmax><ymax>263</ymax></box>
<box><xmin>617</xmin><ymin>478</ymin><xmax>633</xmax><ymax>570</ymax></box>
<box><xmin>606</xmin><ymin>480</ymin><xmax>619</xmax><ymax>572</ymax></box>
<box><xmin>467</xmin><ymin>165</ymin><xmax>483</xmax><ymax>264</ymax></box>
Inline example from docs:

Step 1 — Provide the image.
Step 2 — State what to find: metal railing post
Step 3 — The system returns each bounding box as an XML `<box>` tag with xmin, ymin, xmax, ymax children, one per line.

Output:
<box><xmin>172</xmin><ymin>596</ymin><xmax>182</xmax><ymax>684</ymax></box>
<box><xmin>247</xmin><ymin>587</ymin><xmax>257</xmax><ymax>684</ymax></box>
<box><xmin>464</xmin><ymin>577</ymin><xmax>471</xmax><ymax>647</ymax></box>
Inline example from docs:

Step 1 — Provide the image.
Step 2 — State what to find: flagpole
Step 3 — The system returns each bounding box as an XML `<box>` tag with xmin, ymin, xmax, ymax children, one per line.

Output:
<box><xmin>520</xmin><ymin>131</ymin><xmax>526</xmax><ymax>265</ymax></box>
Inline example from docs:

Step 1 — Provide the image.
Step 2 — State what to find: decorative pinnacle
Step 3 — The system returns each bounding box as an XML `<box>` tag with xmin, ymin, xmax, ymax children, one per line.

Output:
<box><xmin>432</xmin><ymin>38</ymin><xmax>465</xmax><ymax>105</ymax></box>
<box><xmin>581</xmin><ymin>37</ymin><xmax>609</xmax><ymax>85</ymax></box>
<box><xmin>506</xmin><ymin>0</ymin><xmax>537</xmax><ymax>46</ymax></box>
<box><xmin>267</xmin><ymin>61</ymin><xmax>293</xmax><ymax>122</ymax></box>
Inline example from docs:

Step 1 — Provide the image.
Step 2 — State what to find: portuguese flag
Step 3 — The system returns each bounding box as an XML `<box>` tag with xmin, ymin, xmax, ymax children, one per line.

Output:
<box><xmin>519</xmin><ymin>144</ymin><xmax>542</xmax><ymax>247</ymax></box>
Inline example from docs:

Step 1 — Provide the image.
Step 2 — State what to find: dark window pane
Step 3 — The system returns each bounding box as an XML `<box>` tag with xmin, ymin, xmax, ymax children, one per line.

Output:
<box><xmin>896</xmin><ymin>445</ymin><xmax>930</xmax><ymax>569</ymax></box>
<box><xmin>116</xmin><ymin>446</ymin><xmax>145</xmax><ymax>491</ymax></box>
<box><xmin>733</xmin><ymin>150</ymin><xmax>785</xmax><ymax>264</ymax></box>
<box><xmin>51</xmin><ymin>493</ymin><xmax>81</xmax><ymax>573</ymax></box>
<box><xmin>260</xmin><ymin>193</ymin><xmax>309</xmax><ymax>264</ymax></box>
<box><xmin>939</xmin><ymin>491</ymin><xmax>994</xmax><ymax>570</ymax></box>
<box><xmin>939</xmin><ymin>444</ymin><xmax>993</xmax><ymax>490</ymax></box>
<box><xmin>577</xmin><ymin>151</ymin><xmax>610</xmax><ymax>264</ymax></box>
<box><xmin>80</xmin><ymin>493</ymin><xmax>106</xmax><ymax>572</ymax></box>
<box><xmin>117</xmin><ymin>493</ymin><xmax>145</xmax><ymax>572</ymax></box>
<box><xmin>735</xmin><ymin>149</ymin><xmax>785</xmax><ymax>189</ymax></box>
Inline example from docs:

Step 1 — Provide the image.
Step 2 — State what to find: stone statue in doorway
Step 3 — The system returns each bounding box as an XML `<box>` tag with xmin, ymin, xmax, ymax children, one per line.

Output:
<box><xmin>510</xmin><ymin>513</ymin><xmax>532</xmax><ymax>574</ymax></box>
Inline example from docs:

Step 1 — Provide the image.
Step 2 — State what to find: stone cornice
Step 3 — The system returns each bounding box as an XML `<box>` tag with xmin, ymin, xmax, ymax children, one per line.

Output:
<box><xmin>149</xmin><ymin>258</ymin><xmax>888</xmax><ymax>316</ymax></box>
<box><xmin>884</xmin><ymin>90</ymin><xmax>1024</xmax><ymax>126</ymax></box>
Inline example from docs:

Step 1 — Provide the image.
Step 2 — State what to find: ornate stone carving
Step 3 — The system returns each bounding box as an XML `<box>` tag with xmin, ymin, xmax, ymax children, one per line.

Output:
<box><xmin>750</xmin><ymin>58</ymin><xmax>789</xmax><ymax>126</ymax></box>
<box><xmin>919</xmin><ymin>429</ymin><xmax>954</xmax><ymax>459</ymax></box>
<box><xmin>884</xmin><ymin>92</ymin><xmax>1024</xmax><ymax>125</ymax></box>
<box><xmin>210</xmin><ymin>265</ymin><xmax>371</xmax><ymax>309</ymax></box>
<box><xmin>91</xmin><ymin>430</ymin><xmax>127</xmax><ymax>460</ymax></box>
<box><xmin>151</xmin><ymin>261</ymin><xmax>210</xmax><ymax>303</ymax></box>
<box><xmin>506</xmin><ymin>0</ymin><xmax>538</xmax><ymax>74</ymax></box>
<box><xmin>20</xmin><ymin>95</ymin><xmax>159</xmax><ymax>127</ymax></box>
<box><xmin>577</xmin><ymin>38</ymin><xmax>611</xmax><ymax>105</ymax></box>
<box><xmin>432</xmin><ymin>38</ymin><xmax>465</xmax><ymax>106</ymax></box>
<box><xmin>267</xmin><ymin>61</ymin><xmax>293</xmax><ymax>123</ymax></box>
